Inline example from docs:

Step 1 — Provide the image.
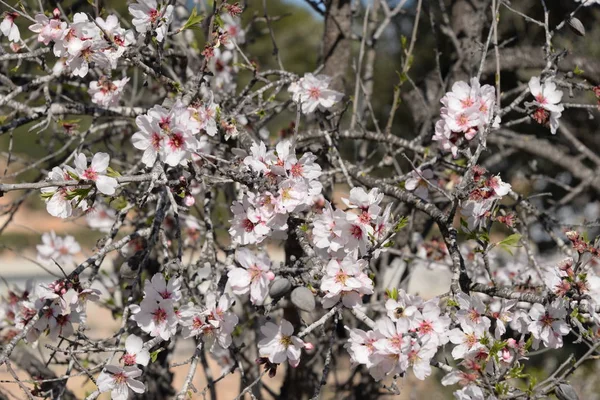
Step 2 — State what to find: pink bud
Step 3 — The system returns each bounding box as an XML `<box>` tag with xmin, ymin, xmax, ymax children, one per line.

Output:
<box><xmin>304</xmin><ymin>342</ymin><xmax>314</xmax><ymax>351</ymax></box>
<box><xmin>184</xmin><ymin>195</ymin><xmax>195</xmax><ymax>207</ymax></box>
<box><xmin>53</xmin><ymin>8</ymin><xmax>61</xmax><ymax>18</ymax></box>
<box><xmin>506</xmin><ymin>338</ymin><xmax>517</xmax><ymax>348</ymax></box>
<box><xmin>265</xmin><ymin>271</ymin><xmax>275</xmax><ymax>281</ymax></box>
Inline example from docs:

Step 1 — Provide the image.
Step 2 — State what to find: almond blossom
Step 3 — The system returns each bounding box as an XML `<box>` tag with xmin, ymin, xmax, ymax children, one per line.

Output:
<box><xmin>228</xmin><ymin>248</ymin><xmax>275</xmax><ymax>305</ymax></box>
<box><xmin>527</xmin><ymin>300</ymin><xmax>570</xmax><ymax>349</ymax></box>
<box><xmin>320</xmin><ymin>253</ymin><xmax>374</xmax><ymax>308</ymax></box>
<box><xmin>345</xmin><ymin>327</ymin><xmax>382</xmax><ymax>367</ymax></box>
<box><xmin>129</xmin><ymin>0</ymin><xmax>173</xmax><ymax>42</ymax></box>
<box><xmin>202</xmin><ymin>293</ymin><xmax>239</xmax><ymax>350</ymax></box>
<box><xmin>312</xmin><ymin>201</ymin><xmax>347</xmax><ymax>253</ymax></box>
<box><xmin>36</xmin><ymin>231</ymin><xmax>81</xmax><ymax>266</ymax></box>
<box><xmin>29</xmin><ymin>10</ymin><xmax>67</xmax><ymax>45</ymax></box>
<box><xmin>434</xmin><ymin>78</ymin><xmax>499</xmax><ymax>156</ymax></box>
<box><xmin>258</xmin><ymin>319</ymin><xmax>307</xmax><ymax>367</ymax></box>
<box><xmin>229</xmin><ymin>193</ymin><xmax>271</xmax><ymax>245</ymax></box>
<box><xmin>73</xmin><ymin>152</ymin><xmax>118</xmax><ymax>195</ymax></box>
<box><xmin>407</xmin><ymin>340</ymin><xmax>438</xmax><ymax>380</ymax></box>
<box><xmin>1</xmin><ymin>12</ymin><xmax>20</xmax><ymax>42</ymax></box>
<box><xmin>411</xmin><ymin>300</ymin><xmax>451</xmax><ymax>346</ymax></box>
<box><xmin>288</xmin><ymin>73</ymin><xmax>343</xmax><ymax>114</ymax></box>
<box><xmin>123</xmin><ymin>335</ymin><xmax>150</xmax><ymax>367</ymax></box>
<box><xmin>405</xmin><ymin>168</ymin><xmax>434</xmax><ymax>200</ymax></box>
<box><xmin>384</xmin><ymin>290</ymin><xmax>420</xmax><ymax>331</ymax></box>
<box><xmin>528</xmin><ymin>76</ymin><xmax>564</xmax><ymax>134</ymax></box>
<box><xmin>368</xmin><ymin>317</ymin><xmax>411</xmax><ymax>380</ymax></box>
<box><xmin>130</xmin><ymin>297</ymin><xmax>178</xmax><ymax>340</ymax></box>
<box><xmin>89</xmin><ymin>76</ymin><xmax>130</xmax><ymax>107</ymax></box>
<box><xmin>97</xmin><ymin>365</ymin><xmax>146</xmax><ymax>400</ymax></box>
<box><xmin>448</xmin><ymin>323</ymin><xmax>487</xmax><ymax>360</ymax></box>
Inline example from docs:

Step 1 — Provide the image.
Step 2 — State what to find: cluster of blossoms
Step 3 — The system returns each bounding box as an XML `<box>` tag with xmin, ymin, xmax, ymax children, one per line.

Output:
<box><xmin>288</xmin><ymin>73</ymin><xmax>344</xmax><ymax>114</ymax></box>
<box><xmin>312</xmin><ymin>187</ymin><xmax>392</xmax><ymax>258</ymax></box>
<box><xmin>89</xmin><ymin>76</ymin><xmax>130</xmax><ymax>107</ymax></box>
<box><xmin>310</xmin><ymin>187</ymin><xmax>395</xmax><ymax>309</ymax></box>
<box><xmin>203</xmin><ymin>12</ymin><xmax>245</xmax><ymax>98</ymax></box>
<box><xmin>0</xmin><ymin>277</ymin><xmax>102</xmax><ymax>343</ymax></box>
<box><xmin>229</xmin><ymin>139</ymin><xmax>323</xmax><ymax>244</ymax></box>
<box><xmin>36</xmin><ymin>231</ymin><xmax>81</xmax><ymax>266</ymax></box>
<box><xmin>132</xmin><ymin>95</ymin><xmax>218</xmax><ymax>167</ymax></box>
<box><xmin>97</xmin><ymin>335</ymin><xmax>149</xmax><ymax>400</ymax></box>
<box><xmin>129</xmin><ymin>0</ymin><xmax>173</xmax><ymax>43</ymax></box>
<box><xmin>41</xmin><ymin>152</ymin><xmax>118</xmax><ymax>218</ymax></box>
<box><xmin>432</xmin><ymin>78</ymin><xmax>499</xmax><ymax>157</ymax></box>
<box><xmin>346</xmin><ymin>291</ymin><xmax>451</xmax><ymax>381</ymax></box>
<box><xmin>345</xmin><ymin>288</ymin><xmax>568</xmax><ymax>398</ymax></box>
<box><xmin>130</xmin><ymin>273</ymin><xmax>238</xmax><ymax>356</ymax></box>
<box><xmin>460</xmin><ymin>165</ymin><xmax>512</xmax><ymax>231</ymax></box>
<box><xmin>528</xmin><ymin>76</ymin><xmax>564</xmax><ymax>134</ymax></box>
<box><xmin>29</xmin><ymin>10</ymin><xmax>133</xmax><ymax>77</ymax></box>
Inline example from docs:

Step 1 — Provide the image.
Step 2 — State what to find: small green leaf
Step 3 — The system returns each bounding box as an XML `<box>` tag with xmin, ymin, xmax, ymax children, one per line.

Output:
<box><xmin>150</xmin><ymin>348</ymin><xmax>163</xmax><ymax>363</ymax></box>
<box><xmin>394</xmin><ymin>216</ymin><xmax>409</xmax><ymax>232</ymax></box>
<box><xmin>497</xmin><ymin>233</ymin><xmax>522</xmax><ymax>255</ymax></box>
<box><xmin>67</xmin><ymin>170</ymin><xmax>80</xmax><ymax>180</ymax></box>
<box><xmin>386</xmin><ymin>288</ymin><xmax>399</xmax><ymax>300</ymax></box>
<box><xmin>181</xmin><ymin>7</ymin><xmax>205</xmax><ymax>31</ymax></box>
<box><xmin>106</xmin><ymin>166</ymin><xmax>121</xmax><ymax>178</ymax></box>
<box><xmin>574</xmin><ymin>65</ymin><xmax>585</xmax><ymax>75</ymax></box>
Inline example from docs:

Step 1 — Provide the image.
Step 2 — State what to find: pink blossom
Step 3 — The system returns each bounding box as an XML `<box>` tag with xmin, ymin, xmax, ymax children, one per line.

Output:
<box><xmin>123</xmin><ymin>335</ymin><xmax>150</xmax><ymax>366</ymax></box>
<box><xmin>258</xmin><ymin>319</ymin><xmax>306</xmax><ymax>367</ymax></box>
<box><xmin>97</xmin><ymin>365</ymin><xmax>145</xmax><ymax>400</ymax></box>
<box><xmin>73</xmin><ymin>152</ymin><xmax>118</xmax><ymax>195</ymax></box>
<box><xmin>228</xmin><ymin>248</ymin><xmax>274</xmax><ymax>305</ymax></box>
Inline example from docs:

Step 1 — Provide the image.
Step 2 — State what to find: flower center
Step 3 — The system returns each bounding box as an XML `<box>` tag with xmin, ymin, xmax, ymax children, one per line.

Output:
<box><xmin>242</xmin><ymin>218</ymin><xmax>255</xmax><ymax>233</ymax></box>
<box><xmin>113</xmin><ymin>372</ymin><xmax>127</xmax><ymax>384</ymax></box>
<box><xmin>83</xmin><ymin>168</ymin><xmax>98</xmax><ymax>181</ymax></box>
<box><xmin>540</xmin><ymin>313</ymin><xmax>555</xmax><ymax>327</ymax></box>
<box><xmin>279</xmin><ymin>335</ymin><xmax>292</xmax><ymax>347</ymax></box>
<box><xmin>461</xmin><ymin>97</ymin><xmax>474</xmax><ymax>108</ymax></box>
<box><xmin>149</xmin><ymin>9</ymin><xmax>159</xmax><ymax>23</ymax></box>
<box><xmin>535</xmin><ymin>94</ymin><xmax>547</xmax><ymax>104</ymax></box>
<box><xmin>290</xmin><ymin>163</ymin><xmax>303</xmax><ymax>178</ymax></box>
<box><xmin>350</xmin><ymin>224</ymin><xmax>363</xmax><ymax>239</ymax></box>
<box><xmin>152</xmin><ymin>307</ymin><xmax>167</xmax><ymax>324</ymax></box>
<box><xmin>419</xmin><ymin>320</ymin><xmax>433</xmax><ymax>335</ymax></box>
<box><xmin>335</xmin><ymin>270</ymin><xmax>348</xmax><ymax>285</ymax></box>
<box><xmin>123</xmin><ymin>353</ymin><xmax>136</xmax><ymax>366</ymax></box>
<box><xmin>168</xmin><ymin>133</ymin><xmax>184</xmax><ymax>150</ymax></box>
<box><xmin>308</xmin><ymin>87</ymin><xmax>321</xmax><ymax>99</ymax></box>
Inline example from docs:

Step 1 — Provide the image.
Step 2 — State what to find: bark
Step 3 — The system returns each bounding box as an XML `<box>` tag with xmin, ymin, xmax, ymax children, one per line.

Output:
<box><xmin>11</xmin><ymin>346</ymin><xmax>77</xmax><ymax>400</ymax></box>
<box><xmin>321</xmin><ymin>0</ymin><xmax>353</xmax><ymax>91</ymax></box>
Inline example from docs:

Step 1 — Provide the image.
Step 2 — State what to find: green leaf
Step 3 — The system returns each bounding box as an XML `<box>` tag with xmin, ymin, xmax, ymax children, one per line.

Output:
<box><xmin>67</xmin><ymin>170</ymin><xmax>80</xmax><ymax>180</ymax></box>
<box><xmin>574</xmin><ymin>65</ymin><xmax>585</xmax><ymax>75</ymax></box>
<box><xmin>386</xmin><ymin>288</ymin><xmax>398</xmax><ymax>300</ymax></box>
<box><xmin>150</xmin><ymin>348</ymin><xmax>163</xmax><ymax>363</ymax></box>
<box><xmin>106</xmin><ymin>166</ymin><xmax>121</xmax><ymax>178</ymax></box>
<box><xmin>181</xmin><ymin>7</ymin><xmax>205</xmax><ymax>31</ymax></box>
<box><xmin>394</xmin><ymin>216</ymin><xmax>409</xmax><ymax>232</ymax></box>
<box><xmin>400</xmin><ymin>35</ymin><xmax>408</xmax><ymax>51</ymax></box>
<box><xmin>497</xmin><ymin>233</ymin><xmax>522</xmax><ymax>255</ymax></box>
